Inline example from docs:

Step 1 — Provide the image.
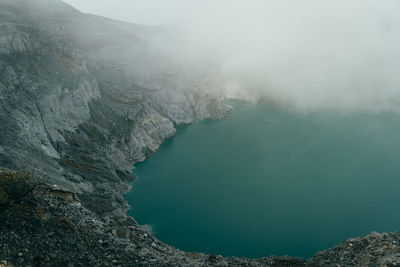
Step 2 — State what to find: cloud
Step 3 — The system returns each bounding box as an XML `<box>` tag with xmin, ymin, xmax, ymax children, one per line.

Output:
<box><xmin>174</xmin><ymin>0</ymin><xmax>400</xmax><ymax>113</ymax></box>
<box><xmin>64</xmin><ymin>0</ymin><xmax>400</xmax><ymax>113</ymax></box>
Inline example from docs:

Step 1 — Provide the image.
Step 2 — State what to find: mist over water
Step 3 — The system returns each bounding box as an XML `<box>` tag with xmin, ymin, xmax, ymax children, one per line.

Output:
<box><xmin>63</xmin><ymin>0</ymin><xmax>400</xmax><ymax>258</ymax></box>
<box><xmin>179</xmin><ymin>0</ymin><xmax>400</xmax><ymax>113</ymax></box>
<box><xmin>64</xmin><ymin>0</ymin><xmax>400</xmax><ymax>113</ymax></box>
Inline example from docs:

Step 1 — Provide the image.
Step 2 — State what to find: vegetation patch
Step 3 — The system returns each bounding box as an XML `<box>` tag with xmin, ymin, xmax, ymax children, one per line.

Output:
<box><xmin>0</xmin><ymin>169</ymin><xmax>36</xmax><ymax>208</ymax></box>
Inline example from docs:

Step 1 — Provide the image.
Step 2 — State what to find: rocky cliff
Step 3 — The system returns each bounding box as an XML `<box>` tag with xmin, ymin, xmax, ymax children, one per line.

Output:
<box><xmin>0</xmin><ymin>0</ymin><xmax>399</xmax><ymax>266</ymax></box>
<box><xmin>0</xmin><ymin>0</ymin><xmax>228</xmax><ymax>217</ymax></box>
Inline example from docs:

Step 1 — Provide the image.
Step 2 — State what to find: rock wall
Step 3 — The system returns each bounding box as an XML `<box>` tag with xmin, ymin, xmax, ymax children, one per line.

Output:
<box><xmin>0</xmin><ymin>0</ymin><xmax>228</xmax><ymax>216</ymax></box>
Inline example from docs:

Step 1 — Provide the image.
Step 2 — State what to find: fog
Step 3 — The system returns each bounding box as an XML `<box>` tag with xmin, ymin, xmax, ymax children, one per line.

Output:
<box><xmin>64</xmin><ymin>0</ymin><xmax>400</xmax><ymax>113</ymax></box>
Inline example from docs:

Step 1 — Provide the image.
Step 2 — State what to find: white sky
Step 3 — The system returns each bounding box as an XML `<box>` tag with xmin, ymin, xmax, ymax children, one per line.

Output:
<box><xmin>62</xmin><ymin>0</ymin><xmax>229</xmax><ymax>25</ymax></box>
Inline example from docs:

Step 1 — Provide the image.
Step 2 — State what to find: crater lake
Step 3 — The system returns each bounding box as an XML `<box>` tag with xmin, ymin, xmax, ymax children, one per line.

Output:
<box><xmin>126</xmin><ymin>100</ymin><xmax>400</xmax><ymax>258</ymax></box>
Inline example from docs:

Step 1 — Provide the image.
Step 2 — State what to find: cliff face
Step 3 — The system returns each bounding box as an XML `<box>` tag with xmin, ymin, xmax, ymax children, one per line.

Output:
<box><xmin>0</xmin><ymin>0</ymin><xmax>228</xmax><ymax>216</ymax></box>
<box><xmin>1</xmin><ymin>1</ymin><xmax>400</xmax><ymax>266</ymax></box>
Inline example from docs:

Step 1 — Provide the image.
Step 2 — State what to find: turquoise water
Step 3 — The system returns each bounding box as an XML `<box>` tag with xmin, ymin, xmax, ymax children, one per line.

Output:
<box><xmin>126</xmin><ymin>101</ymin><xmax>400</xmax><ymax>258</ymax></box>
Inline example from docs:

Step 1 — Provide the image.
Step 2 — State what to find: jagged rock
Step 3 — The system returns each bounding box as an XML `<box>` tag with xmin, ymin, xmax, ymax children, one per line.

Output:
<box><xmin>0</xmin><ymin>0</ymin><xmax>228</xmax><ymax>217</ymax></box>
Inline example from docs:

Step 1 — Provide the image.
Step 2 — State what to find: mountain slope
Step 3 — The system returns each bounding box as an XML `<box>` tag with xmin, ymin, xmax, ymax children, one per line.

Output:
<box><xmin>0</xmin><ymin>0</ymin><xmax>227</xmax><ymax>216</ymax></box>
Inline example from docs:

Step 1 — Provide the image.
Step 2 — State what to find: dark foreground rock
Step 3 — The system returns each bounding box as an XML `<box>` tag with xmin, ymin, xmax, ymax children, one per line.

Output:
<box><xmin>0</xmin><ymin>182</ymin><xmax>306</xmax><ymax>267</ymax></box>
<box><xmin>1</xmin><ymin>183</ymin><xmax>399</xmax><ymax>266</ymax></box>
<box><xmin>0</xmin><ymin>0</ymin><xmax>399</xmax><ymax>266</ymax></box>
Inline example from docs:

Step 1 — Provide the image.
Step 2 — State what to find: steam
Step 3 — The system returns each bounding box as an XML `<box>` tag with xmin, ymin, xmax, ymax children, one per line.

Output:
<box><xmin>64</xmin><ymin>0</ymin><xmax>400</xmax><ymax>113</ymax></box>
<box><xmin>175</xmin><ymin>0</ymin><xmax>400</xmax><ymax>113</ymax></box>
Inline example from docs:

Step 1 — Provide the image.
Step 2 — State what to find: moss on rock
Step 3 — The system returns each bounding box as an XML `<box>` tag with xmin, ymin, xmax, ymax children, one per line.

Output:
<box><xmin>0</xmin><ymin>169</ymin><xmax>36</xmax><ymax>207</ymax></box>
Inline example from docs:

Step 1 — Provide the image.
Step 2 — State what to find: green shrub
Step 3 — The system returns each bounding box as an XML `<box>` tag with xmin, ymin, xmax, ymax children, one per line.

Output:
<box><xmin>0</xmin><ymin>169</ymin><xmax>36</xmax><ymax>207</ymax></box>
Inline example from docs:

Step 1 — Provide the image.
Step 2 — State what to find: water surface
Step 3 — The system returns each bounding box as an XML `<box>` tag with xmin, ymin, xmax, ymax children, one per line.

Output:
<box><xmin>126</xmin><ymin>101</ymin><xmax>400</xmax><ymax>258</ymax></box>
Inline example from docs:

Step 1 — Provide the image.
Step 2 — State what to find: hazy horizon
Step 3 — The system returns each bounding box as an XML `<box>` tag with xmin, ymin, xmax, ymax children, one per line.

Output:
<box><xmin>63</xmin><ymin>0</ymin><xmax>400</xmax><ymax>113</ymax></box>
<box><xmin>62</xmin><ymin>0</ymin><xmax>222</xmax><ymax>25</ymax></box>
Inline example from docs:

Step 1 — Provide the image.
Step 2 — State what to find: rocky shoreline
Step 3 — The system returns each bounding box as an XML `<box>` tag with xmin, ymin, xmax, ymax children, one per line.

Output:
<box><xmin>1</xmin><ymin>181</ymin><xmax>399</xmax><ymax>266</ymax></box>
<box><xmin>1</xmin><ymin>0</ymin><xmax>400</xmax><ymax>266</ymax></box>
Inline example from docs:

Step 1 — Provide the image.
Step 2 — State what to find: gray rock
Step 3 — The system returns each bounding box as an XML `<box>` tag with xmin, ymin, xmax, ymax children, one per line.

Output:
<box><xmin>0</xmin><ymin>0</ymin><xmax>228</xmax><ymax>218</ymax></box>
